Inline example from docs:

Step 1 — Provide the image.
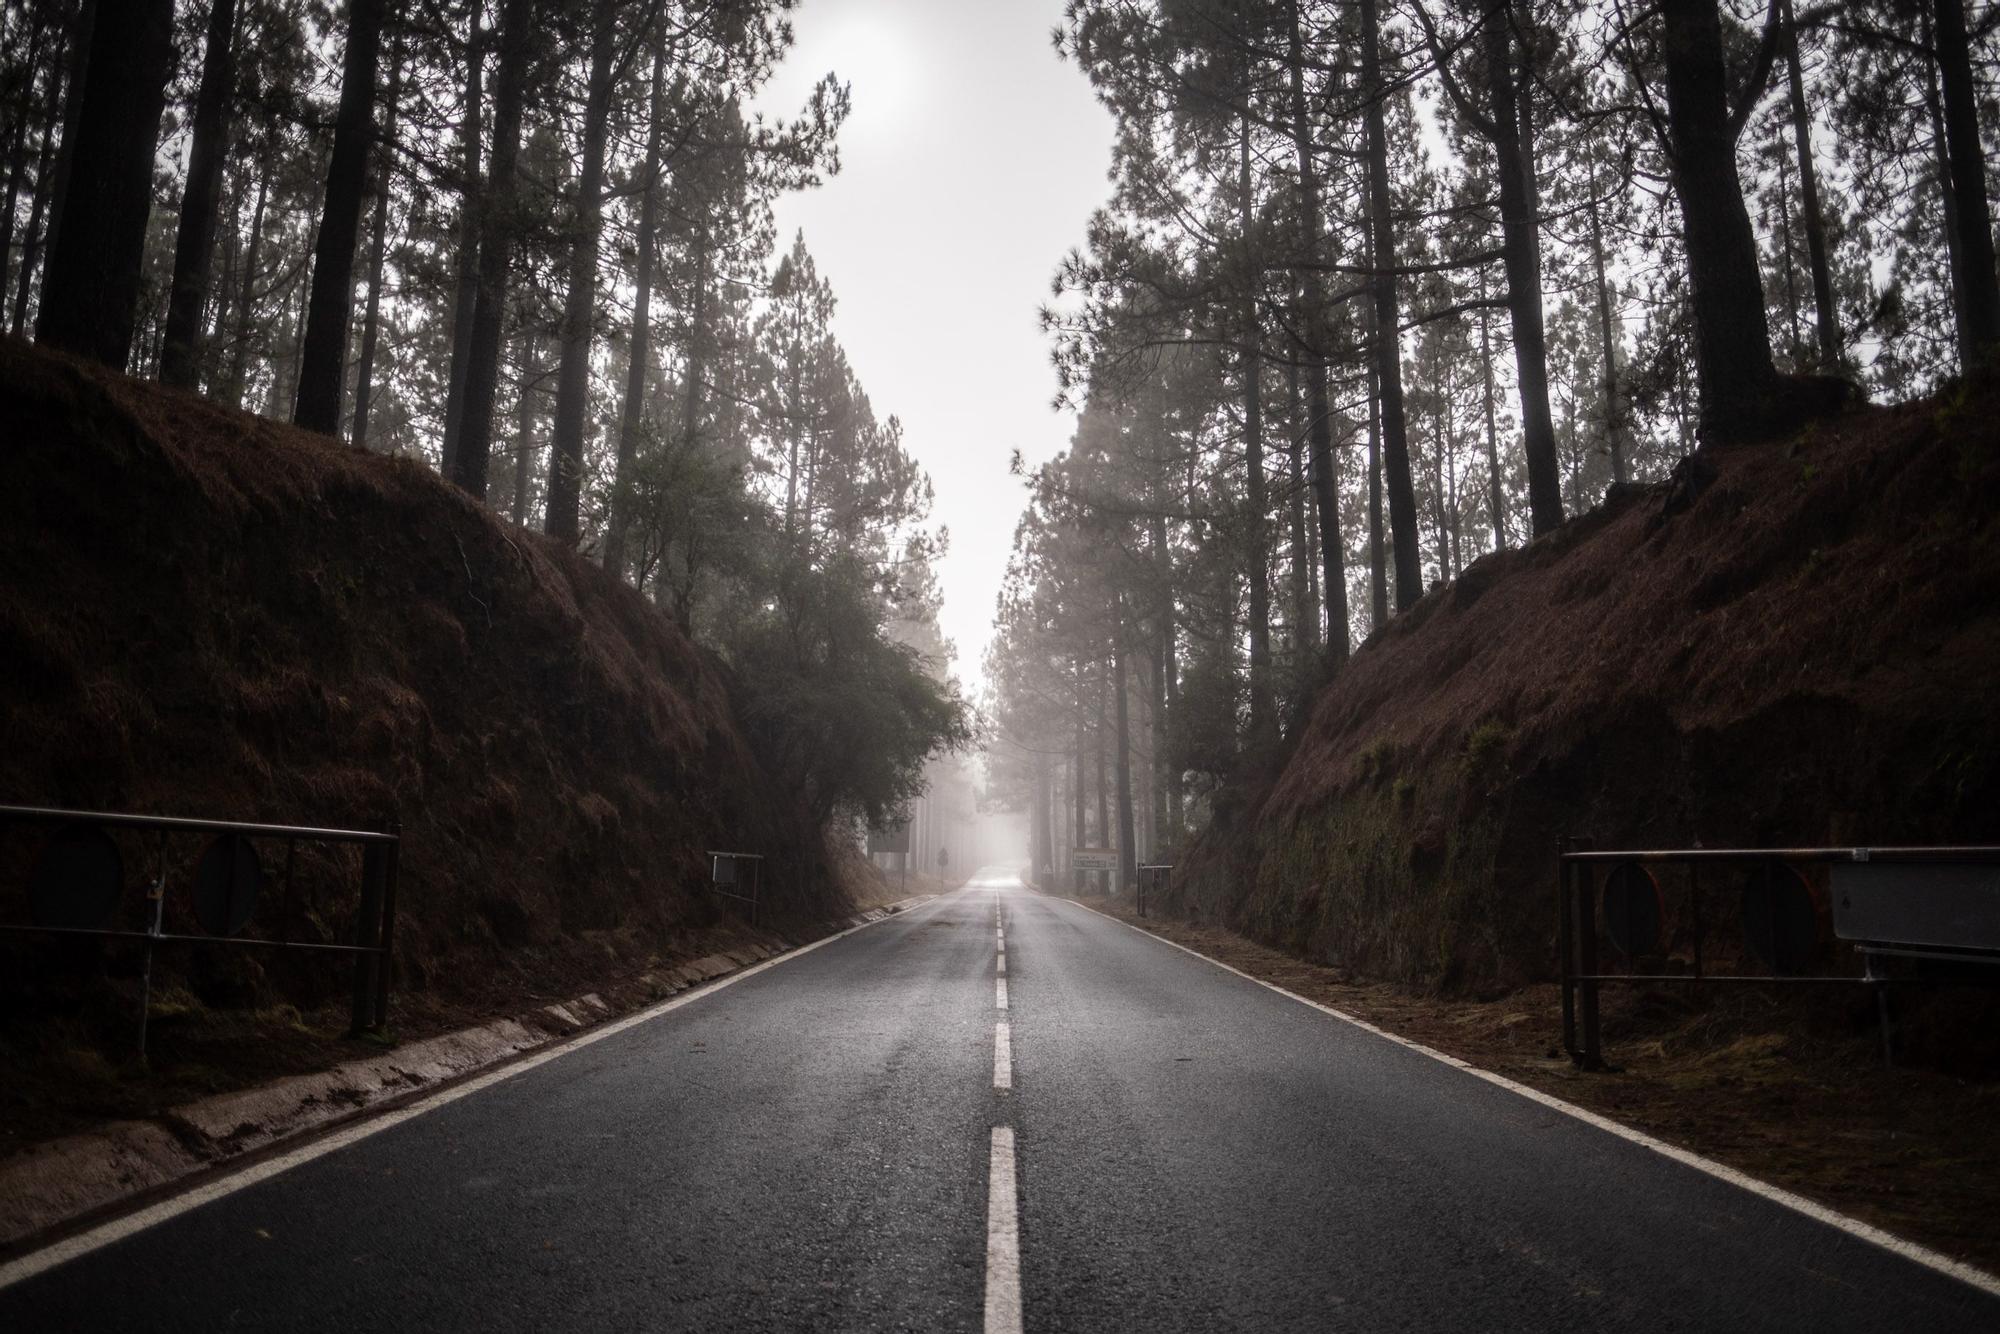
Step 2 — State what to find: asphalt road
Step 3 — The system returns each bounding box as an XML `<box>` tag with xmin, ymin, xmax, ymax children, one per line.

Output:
<box><xmin>4</xmin><ymin>868</ymin><xmax>1997</xmax><ymax>1331</ymax></box>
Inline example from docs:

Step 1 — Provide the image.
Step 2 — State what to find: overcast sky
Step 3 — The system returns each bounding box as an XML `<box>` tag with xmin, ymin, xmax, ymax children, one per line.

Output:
<box><xmin>752</xmin><ymin>0</ymin><xmax>1116</xmax><ymax>692</ymax></box>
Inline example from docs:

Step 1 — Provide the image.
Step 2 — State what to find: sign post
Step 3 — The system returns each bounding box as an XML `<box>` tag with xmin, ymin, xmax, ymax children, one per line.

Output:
<box><xmin>869</xmin><ymin>820</ymin><xmax>912</xmax><ymax>897</ymax></box>
<box><xmin>1072</xmin><ymin>848</ymin><xmax>1117</xmax><ymax>895</ymax></box>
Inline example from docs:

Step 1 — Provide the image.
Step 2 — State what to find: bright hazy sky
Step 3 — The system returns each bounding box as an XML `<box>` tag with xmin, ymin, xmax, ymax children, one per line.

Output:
<box><xmin>753</xmin><ymin>0</ymin><xmax>1116</xmax><ymax>691</ymax></box>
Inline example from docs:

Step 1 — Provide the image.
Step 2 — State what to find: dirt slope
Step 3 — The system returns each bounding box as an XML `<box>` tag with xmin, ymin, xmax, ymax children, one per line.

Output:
<box><xmin>0</xmin><ymin>337</ymin><xmax>847</xmax><ymax>1081</ymax></box>
<box><xmin>1174</xmin><ymin>374</ymin><xmax>2000</xmax><ymax>995</ymax></box>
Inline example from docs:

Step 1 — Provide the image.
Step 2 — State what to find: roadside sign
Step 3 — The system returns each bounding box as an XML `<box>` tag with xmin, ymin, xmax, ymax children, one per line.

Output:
<box><xmin>1072</xmin><ymin>848</ymin><xmax>1117</xmax><ymax>871</ymax></box>
<box><xmin>868</xmin><ymin>821</ymin><xmax>911</xmax><ymax>855</ymax></box>
<box><xmin>1832</xmin><ymin>861</ymin><xmax>2000</xmax><ymax>951</ymax></box>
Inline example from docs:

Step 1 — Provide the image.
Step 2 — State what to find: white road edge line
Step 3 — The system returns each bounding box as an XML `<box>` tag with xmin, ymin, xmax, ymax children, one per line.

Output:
<box><xmin>1055</xmin><ymin>895</ymin><xmax>2000</xmax><ymax>1301</ymax></box>
<box><xmin>0</xmin><ymin>891</ymin><xmax>967</xmax><ymax>1293</ymax></box>
<box><xmin>995</xmin><ymin>977</ymin><xmax>1008</xmax><ymax>1010</ymax></box>
<box><xmin>994</xmin><ymin>1021</ymin><xmax>1013</xmax><ymax>1091</ymax></box>
<box><xmin>983</xmin><ymin>1126</ymin><xmax>1023</xmax><ymax>1334</ymax></box>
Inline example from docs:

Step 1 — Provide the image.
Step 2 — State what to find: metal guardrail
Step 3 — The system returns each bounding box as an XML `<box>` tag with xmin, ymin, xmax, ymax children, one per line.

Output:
<box><xmin>1558</xmin><ymin>840</ymin><xmax>2000</xmax><ymax>1070</ymax></box>
<box><xmin>0</xmin><ymin>803</ymin><xmax>401</xmax><ymax>1052</ymax></box>
<box><xmin>708</xmin><ymin>850</ymin><xmax>765</xmax><ymax>926</ymax></box>
<box><xmin>1135</xmin><ymin>864</ymin><xmax>1172</xmax><ymax>918</ymax></box>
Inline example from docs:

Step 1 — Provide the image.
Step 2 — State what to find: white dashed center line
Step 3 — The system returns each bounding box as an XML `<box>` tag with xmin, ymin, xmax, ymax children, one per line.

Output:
<box><xmin>984</xmin><ymin>879</ymin><xmax>1021</xmax><ymax>1334</ymax></box>
<box><xmin>984</xmin><ymin>1127</ymin><xmax>1023</xmax><ymax>1334</ymax></box>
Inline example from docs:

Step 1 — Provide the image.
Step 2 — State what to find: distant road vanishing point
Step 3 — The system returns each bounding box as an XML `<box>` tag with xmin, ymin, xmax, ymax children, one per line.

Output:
<box><xmin>4</xmin><ymin>868</ymin><xmax>1996</xmax><ymax>1332</ymax></box>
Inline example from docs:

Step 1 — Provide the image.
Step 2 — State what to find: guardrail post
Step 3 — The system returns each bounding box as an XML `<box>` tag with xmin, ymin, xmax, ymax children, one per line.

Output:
<box><xmin>1559</xmin><ymin>841</ymin><xmax>1576</xmax><ymax>1061</ymax></box>
<box><xmin>370</xmin><ymin>825</ymin><xmax>400</xmax><ymax>1034</ymax></box>
<box><xmin>1575</xmin><ymin>857</ymin><xmax>1604</xmax><ymax>1070</ymax></box>
<box><xmin>351</xmin><ymin>842</ymin><xmax>388</xmax><ymax>1035</ymax></box>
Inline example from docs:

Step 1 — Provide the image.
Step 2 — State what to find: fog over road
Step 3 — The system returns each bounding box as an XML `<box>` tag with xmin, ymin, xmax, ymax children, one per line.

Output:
<box><xmin>4</xmin><ymin>869</ymin><xmax>1995</xmax><ymax>1331</ymax></box>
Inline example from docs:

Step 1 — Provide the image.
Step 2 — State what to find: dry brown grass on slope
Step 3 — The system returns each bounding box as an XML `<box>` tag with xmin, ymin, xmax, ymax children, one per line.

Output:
<box><xmin>0</xmin><ymin>336</ymin><xmax>851</xmax><ymax>1142</ymax></box>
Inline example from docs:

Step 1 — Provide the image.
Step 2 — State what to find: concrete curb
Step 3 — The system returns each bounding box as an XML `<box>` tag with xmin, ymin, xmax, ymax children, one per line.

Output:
<box><xmin>0</xmin><ymin>896</ymin><xmax>935</xmax><ymax>1253</ymax></box>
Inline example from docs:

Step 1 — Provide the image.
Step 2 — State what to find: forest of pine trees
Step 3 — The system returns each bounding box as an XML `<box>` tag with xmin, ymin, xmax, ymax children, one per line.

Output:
<box><xmin>985</xmin><ymin>0</ymin><xmax>2000</xmax><ymax>887</ymax></box>
<box><xmin>0</xmin><ymin>0</ymin><xmax>969</xmax><ymax>830</ymax></box>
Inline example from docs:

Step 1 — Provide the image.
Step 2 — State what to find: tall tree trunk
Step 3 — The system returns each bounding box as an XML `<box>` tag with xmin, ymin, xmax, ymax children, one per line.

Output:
<box><xmin>1923</xmin><ymin>31</ymin><xmax>1973</xmax><ymax>365</ymax></box>
<box><xmin>1286</xmin><ymin>0</ymin><xmax>1349</xmax><ymax>665</ymax></box>
<box><xmin>221</xmin><ymin>172</ymin><xmax>267</xmax><ymax>408</ymax></box>
<box><xmin>782</xmin><ymin>311</ymin><xmax>805</xmax><ymax>542</ymax></box>
<box><xmin>9</xmin><ymin>83</ymin><xmax>59</xmax><ymax>337</ymax></box>
<box><xmin>801</xmin><ymin>426</ymin><xmax>822</xmax><ymax>551</ymax></box>
<box><xmin>0</xmin><ymin>14</ymin><xmax>52</xmax><ymax>319</ymax></box>
<box><xmin>1478</xmin><ymin>295</ymin><xmax>1506</xmax><ymax>547</ymax></box>
<box><xmin>546</xmin><ymin>0</ymin><xmax>621</xmax><ymax>544</ymax></box>
<box><xmin>440</xmin><ymin>23</ymin><xmax>484</xmax><ymax>478</ymax></box>
<box><xmin>1072</xmin><ymin>659</ymin><xmax>1086</xmax><ymax>895</ymax></box>
<box><xmin>605</xmin><ymin>38</ymin><xmax>669</xmax><ymax>579</ymax></box>
<box><xmin>1285</xmin><ymin>359</ymin><xmax>1315</xmax><ymax>686</ymax></box>
<box><xmin>274</xmin><ymin>257</ymin><xmax>313</xmax><ymax>416</ymax></box>
<box><xmin>350</xmin><ymin>43</ymin><xmax>402</xmax><ymax>450</ymax></box>
<box><xmin>1051</xmin><ymin>762</ymin><xmax>1066</xmax><ymax>885</ymax></box>
<box><xmin>1113</xmin><ymin>609</ymin><xmax>1136</xmax><ymax>897</ymax></box>
<box><xmin>34</xmin><ymin>0</ymin><xmax>173</xmax><ymax>371</ymax></box>
<box><xmin>1236</xmin><ymin>109</ymin><xmax>1275</xmax><ymax>746</ymax></box>
<box><xmin>514</xmin><ymin>327</ymin><xmax>540</xmax><ymax>523</ymax></box>
<box><xmin>1775</xmin><ymin>151</ymin><xmax>1803</xmax><ymax>356</ymax></box>
<box><xmin>1095</xmin><ymin>661</ymin><xmax>1111</xmax><ymax>895</ymax></box>
<box><xmin>1359</xmin><ymin>0</ymin><xmax>1423</xmax><ymax>607</ymax></box>
<box><xmin>210</xmin><ymin>163</ymin><xmax>242</xmax><ymax>367</ymax></box>
<box><xmin>1778</xmin><ymin>0</ymin><xmax>1837</xmax><ymax>367</ymax></box>
<box><xmin>38</xmin><ymin>0</ymin><xmax>94</xmax><ymax>290</ymax></box>
<box><xmin>451</xmin><ymin>0</ymin><xmax>532</xmax><ymax>498</ymax></box>
<box><xmin>1428</xmin><ymin>410</ymin><xmax>1451</xmax><ymax>579</ymax></box>
<box><xmin>1144</xmin><ymin>652</ymin><xmax>1160</xmax><ymax>860</ymax></box>
<box><xmin>1589</xmin><ymin>173</ymin><xmax>1628</xmax><ymax>483</ymax></box>
<box><xmin>1483</xmin><ymin>9</ymin><xmax>1564</xmax><ymax>535</ymax></box>
<box><xmin>204</xmin><ymin>170</ymin><xmax>246</xmax><ymax>387</ymax></box>
<box><xmin>1658</xmin><ymin>0</ymin><xmax>1781</xmax><ymax>442</ymax></box>
<box><xmin>266</xmin><ymin>261</ymin><xmax>301</xmax><ymax>414</ymax></box>
<box><xmin>1034</xmin><ymin>749</ymin><xmax>1054</xmax><ymax>884</ymax></box>
<box><xmin>0</xmin><ymin>121</ymin><xmax>25</xmax><ymax>319</ymax></box>
<box><xmin>160</xmin><ymin>0</ymin><xmax>239</xmax><ymax>388</ymax></box>
<box><xmin>1367</xmin><ymin>356</ymin><xmax>1387</xmax><ymax>629</ymax></box>
<box><xmin>1148</xmin><ymin>510</ymin><xmax>1179</xmax><ymax>848</ymax></box>
<box><xmin>680</xmin><ymin>251</ymin><xmax>710</xmax><ymax>455</ymax></box>
<box><xmin>1932</xmin><ymin>0</ymin><xmax>2000</xmax><ymax>367</ymax></box>
<box><xmin>294</xmin><ymin>0</ymin><xmax>386</xmax><ymax>433</ymax></box>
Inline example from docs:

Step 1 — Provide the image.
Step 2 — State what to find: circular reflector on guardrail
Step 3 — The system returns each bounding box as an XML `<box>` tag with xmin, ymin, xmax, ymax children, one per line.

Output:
<box><xmin>1602</xmin><ymin>862</ymin><xmax>1664</xmax><ymax>957</ymax></box>
<box><xmin>1741</xmin><ymin>861</ymin><xmax>1824</xmax><ymax>975</ymax></box>
<box><xmin>193</xmin><ymin>833</ymin><xmax>262</xmax><ymax>937</ymax></box>
<box><xmin>29</xmin><ymin>824</ymin><xmax>123</xmax><ymax>930</ymax></box>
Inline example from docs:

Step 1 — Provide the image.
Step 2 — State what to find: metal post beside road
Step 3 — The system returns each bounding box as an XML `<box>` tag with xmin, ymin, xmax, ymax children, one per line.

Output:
<box><xmin>708</xmin><ymin>851</ymin><xmax>766</xmax><ymax>925</ymax></box>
